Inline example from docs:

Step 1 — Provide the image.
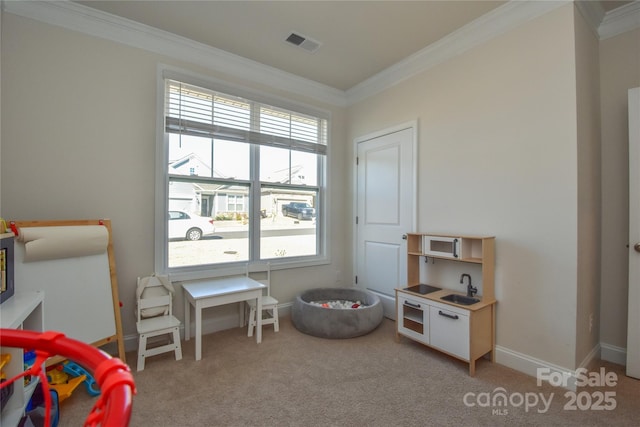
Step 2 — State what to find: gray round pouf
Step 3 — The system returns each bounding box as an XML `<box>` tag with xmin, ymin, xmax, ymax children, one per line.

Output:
<box><xmin>291</xmin><ymin>287</ymin><xmax>383</xmax><ymax>339</ymax></box>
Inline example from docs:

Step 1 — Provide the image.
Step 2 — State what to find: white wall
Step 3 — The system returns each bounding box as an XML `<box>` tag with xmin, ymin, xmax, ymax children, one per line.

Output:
<box><xmin>574</xmin><ymin>5</ymin><xmax>602</xmax><ymax>368</ymax></box>
<box><xmin>347</xmin><ymin>5</ymin><xmax>581</xmax><ymax>369</ymax></box>
<box><xmin>600</xmin><ymin>27</ymin><xmax>640</xmax><ymax>354</ymax></box>
<box><xmin>0</xmin><ymin>13</ymin><xmax>349</xmax><ymax>340</ymax></box>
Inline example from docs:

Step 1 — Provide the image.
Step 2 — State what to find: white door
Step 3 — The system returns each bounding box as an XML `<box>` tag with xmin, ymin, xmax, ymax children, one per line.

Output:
<box><xmin>355</xmin><ymin>124</ymin><xmax>416</xmax><ymax>318</ymax></box>
<box><xmin>627</xmin><ymin>87</ymin><xmax>640</xmax><ymax>379</ymax></box>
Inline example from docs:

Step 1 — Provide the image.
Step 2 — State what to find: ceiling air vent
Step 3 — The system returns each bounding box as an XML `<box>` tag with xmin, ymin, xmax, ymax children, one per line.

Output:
<box><xmin>285</xmin><ymin>32</ymin><xmax>321</xmax><ymax>53</ymax></box>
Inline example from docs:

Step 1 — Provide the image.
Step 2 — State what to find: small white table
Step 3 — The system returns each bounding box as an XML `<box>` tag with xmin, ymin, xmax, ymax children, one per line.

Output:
<box><xmin>182</xmin><ymin>275</ymin><xmax>265</xmax><ymax>361</ymax></box>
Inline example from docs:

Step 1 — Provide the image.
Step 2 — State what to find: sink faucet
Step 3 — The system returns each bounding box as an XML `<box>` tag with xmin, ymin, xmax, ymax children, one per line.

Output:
<box><xmin>460</xmin><ymin>274</ymin><xmax>477</xmax><ymax>297</ymax></box>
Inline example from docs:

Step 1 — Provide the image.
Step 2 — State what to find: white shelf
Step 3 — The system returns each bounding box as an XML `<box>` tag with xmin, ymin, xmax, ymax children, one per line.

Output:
<box><xmin>1</xmin><ymin>291</ymin><xmax>45</xmax><ymax>329</ymax></box>
<box><xmin>1</xmin><ymin>291</ymin><xmax>44</xmax><ymax>427</ymax></box>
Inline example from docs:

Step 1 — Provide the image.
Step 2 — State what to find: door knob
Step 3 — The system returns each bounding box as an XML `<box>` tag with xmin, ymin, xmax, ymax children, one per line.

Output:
<box><xmin>402</xmin><ymin>234</ymin><xmax>407</xmax><ymax>240</ymax></box>
<box><xmin>635</xmin><ymin>243</ymin><xmax>640</xmax><ymax>253</ymax></box>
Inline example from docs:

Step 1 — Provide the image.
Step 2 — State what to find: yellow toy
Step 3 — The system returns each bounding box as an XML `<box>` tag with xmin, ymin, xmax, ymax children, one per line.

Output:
<box><xmin>48</xmin><ymin>374</ymin><xmax>86</xmax><ymax>402</ymax></box>
<box><xmin>46</xmin><ymin>364</ymin><xmax>87</xmax><ymax>402</ymax></box>
<box><xmin>0</xmin><ymin>353</ymin><xmax>11</xmax><ymax>380</ymax></box>
<box><xmin>46</xmin><ymin>369</ymin><xmax>70</xmax><ymax>385</ymax></box>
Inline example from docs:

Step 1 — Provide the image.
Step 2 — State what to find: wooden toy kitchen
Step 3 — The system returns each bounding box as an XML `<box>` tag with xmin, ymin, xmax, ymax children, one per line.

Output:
<box><xmin>395</xmin><ymin>233</ymin><xmax>495</xmax><ymax>376</ymax></box>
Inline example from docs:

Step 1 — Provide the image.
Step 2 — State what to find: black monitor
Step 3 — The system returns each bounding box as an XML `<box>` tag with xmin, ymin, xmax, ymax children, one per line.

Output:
<box><xmin>0</xmin><ymin>235</ymin><xmax>15</xmax><ymax>304</ymax></box>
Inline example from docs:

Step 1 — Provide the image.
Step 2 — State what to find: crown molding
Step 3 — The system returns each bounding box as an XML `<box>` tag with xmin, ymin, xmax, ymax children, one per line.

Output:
<box><xmin>599</xmin><ymin>0</ymin><xmax>640</xmax><ymax>40</ymax></box>
<box><xmin>3</xmin><ymin>1</ymin><xmax>637</xmax><ymax>107</ymax></box>
<box><xmin>345</xmin><ymin>1</ymin><xmax>570</xmax><ymax>105</ymax></box>
<box><xmin>575</xmin><ymin>0</ymin><xmax>606</xmax><ymax>38</ymax></box>
<box><xmin>2</xmin><ymin>0</ymin><xmax>348</xmax><ymax>107</ymax></box>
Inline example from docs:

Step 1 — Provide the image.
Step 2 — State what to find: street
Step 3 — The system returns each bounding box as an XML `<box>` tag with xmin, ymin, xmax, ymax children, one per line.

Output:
<box><xmin>168</xmin><ymin>214</ymin><xmax>317</xmax><ymax>267</ymax></box>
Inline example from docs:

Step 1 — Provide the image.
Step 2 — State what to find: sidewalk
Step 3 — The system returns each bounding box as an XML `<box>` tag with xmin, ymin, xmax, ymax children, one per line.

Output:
<box><xmin>213</xmin><ymin>214</ymin><xmax>316</xmax><ymax>233</ymax></box>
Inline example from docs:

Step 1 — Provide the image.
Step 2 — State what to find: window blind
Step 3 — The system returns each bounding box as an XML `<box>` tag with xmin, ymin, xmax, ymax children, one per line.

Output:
<box><xmin>165</xmin><ymin>80</ymin><xmax>327</xmax><ymax>155</ymax></box>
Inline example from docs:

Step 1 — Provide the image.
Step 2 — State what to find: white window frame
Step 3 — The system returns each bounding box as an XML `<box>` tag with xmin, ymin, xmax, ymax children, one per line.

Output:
<box><xmin>226</xmin><ymin>194</ymin><xmax>244</xmax><ymax>212</ymax></box>
<box><xmin>155</xmin><ymin>66</ymin><xmax>331</xmax><ymax>280</ymax></box>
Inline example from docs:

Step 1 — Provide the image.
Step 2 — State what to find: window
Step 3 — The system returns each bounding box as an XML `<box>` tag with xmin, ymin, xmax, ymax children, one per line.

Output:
<box><xmin>226</xmin><ymin>194</ymin><xmax>244</xmax><ymax>212</ymax></box>
<box><xmin>157</xmin><ymin>76</ymin><xmax>329</xmax><ymax>273</ymax></box>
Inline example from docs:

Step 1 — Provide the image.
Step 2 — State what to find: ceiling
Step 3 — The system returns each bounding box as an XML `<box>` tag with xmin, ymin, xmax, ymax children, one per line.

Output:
<box><xmin>75</xmin><ymin>1</ymin><xmax>633</xmax><ymax>92</ymax></box>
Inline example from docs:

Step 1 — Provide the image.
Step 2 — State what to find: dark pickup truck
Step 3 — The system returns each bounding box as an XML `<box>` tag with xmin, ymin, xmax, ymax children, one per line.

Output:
<box><xmin>282</xmin><ymin>202</ymin><xmax>316</xmax><ymax>220</ymax></box>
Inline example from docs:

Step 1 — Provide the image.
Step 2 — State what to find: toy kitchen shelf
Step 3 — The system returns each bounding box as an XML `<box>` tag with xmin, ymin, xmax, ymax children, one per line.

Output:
<box><xmin>395</xmin><ymin>233</ymin><xmax>495</xmax><ymax>376</ymax></box>
<box><xmin>0</xmin><ymin>291</ymin><xmax>44</xmax><ymax>427</ymax></box>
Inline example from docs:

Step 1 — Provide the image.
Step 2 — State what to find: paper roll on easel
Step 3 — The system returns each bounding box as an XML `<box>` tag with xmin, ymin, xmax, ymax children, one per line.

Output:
<box><xmin>16</xmin><ymin>225</ymin><xmax>109</xmax><ymax>262</ymax></box>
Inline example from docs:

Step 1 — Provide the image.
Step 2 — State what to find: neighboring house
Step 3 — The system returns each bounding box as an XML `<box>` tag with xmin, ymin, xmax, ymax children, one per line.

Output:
<box><xmin>169</xmin><ymin>154</ymin><xmax>315</xmax><ymax>217</ymax></box>
<box><xmin>169</xmin><ymin>153</ymin><xmax>212</xmax><ymax>177</ymax></box>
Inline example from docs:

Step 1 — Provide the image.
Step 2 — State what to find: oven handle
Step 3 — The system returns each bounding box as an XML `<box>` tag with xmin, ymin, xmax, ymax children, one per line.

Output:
<box><xmin>404</xmin><ymin>301</ymin><xmax>421</xmax><ymax>309</ymax></box>
<box><xmin>438</xmin><ymin>310</ymin><xmax>459</xmax><ymax>320</ymax></box>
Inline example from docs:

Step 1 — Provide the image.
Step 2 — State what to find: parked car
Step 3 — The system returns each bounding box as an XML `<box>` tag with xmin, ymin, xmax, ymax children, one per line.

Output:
<box><xmin>281</xmin><ymin>202</ymin><xmax>316</xmax><ymax>220</ymax></box>
<box><xmin>168</xmin><ymin>210</ymin><xmax>215</xmax><ymax>241</ymax></box>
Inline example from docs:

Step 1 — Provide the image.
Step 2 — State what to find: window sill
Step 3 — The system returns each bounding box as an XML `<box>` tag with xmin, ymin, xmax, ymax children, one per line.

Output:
<box><xmin>167</xmin><ymin>255</ymin><xmax>330</xmax><ymax>282</ymax></box>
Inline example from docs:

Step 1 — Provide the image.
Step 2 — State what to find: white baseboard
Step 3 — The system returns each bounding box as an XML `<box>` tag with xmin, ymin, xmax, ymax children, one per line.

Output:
<box><xmin>495</xmin><ymin>345</ymin><xmax>578</xmax><ymax>390</ymax></box>
<box><xmin>578</xmin><ymin>342</ymin><xmax>601</xmax><ymax>370</ymax></box>
<box><xmin>367</xmin><ymin>290</ymin><xmax>396</xmax><ymax>320</ymax></box>
<box><xmin>276</xmin><ymin>302</ymin><xmax>292</xmax><ymax>320</ymax></box>
<box><xmin>600</xmin><ymin>342</ymin><xmax>627</xmax><ymax>366</ymax></box>
<box><xmin>119</xmin><ymin>302</ymin><xmax>293</xmax><ymax>353</ymax></box>
<box><xmin>117</xmin><ymin>304</ymin><xmax>627</xmax><ymax>382</ymax></box>
<box><xmin>496</xmin><ymin>342</ymin><xmax>619</xmax><ymax>391</ymax></box>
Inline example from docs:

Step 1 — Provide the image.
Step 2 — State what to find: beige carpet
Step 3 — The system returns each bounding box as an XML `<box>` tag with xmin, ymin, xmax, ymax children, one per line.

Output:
<box><xmin>57</xmin><ymin>317</ymin><xmax>639</xmax><ymax>426</ymax></box>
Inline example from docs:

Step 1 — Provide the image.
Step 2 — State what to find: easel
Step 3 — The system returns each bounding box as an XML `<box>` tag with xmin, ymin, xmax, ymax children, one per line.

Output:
<box><xmin>11</xmin><ymin>219</ymin><xmax>126</xmax><ymax>363</ymax></box>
